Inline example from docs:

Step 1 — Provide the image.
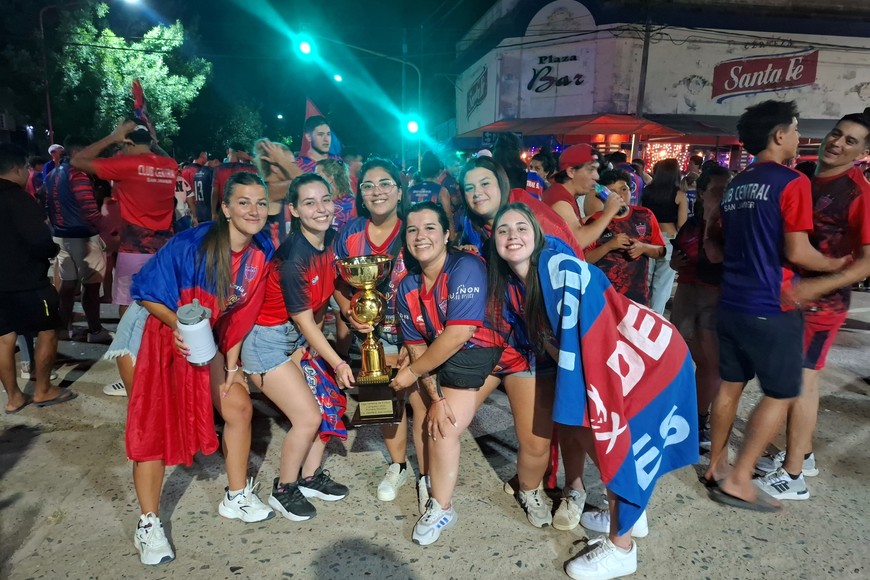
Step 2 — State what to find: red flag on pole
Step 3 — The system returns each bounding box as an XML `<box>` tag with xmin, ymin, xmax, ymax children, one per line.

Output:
<box><xmin>132</xmin><ymin>79</ymin><xmax>158</xmax><ymax>142</ymax></box>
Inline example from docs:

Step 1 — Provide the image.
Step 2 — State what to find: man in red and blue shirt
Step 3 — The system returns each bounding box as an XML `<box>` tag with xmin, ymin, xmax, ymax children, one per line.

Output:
<box><xmin>297</xmin><ymin>116</ymin><xmax>341</xmax><ymax>174</ymax></box>
<box><xmin>44</xmin><ymin>137</ymin><xmax>112</xmax><ymax>342</ymax></box>
<box><xmin>754</xmin><ymin>110</ymin><xmax>870</xmax><ymax>500</ymax></box>
<box><xmin>705</xmin><ymin>100</ymin><xmax>847</xmax><ymax>512</ymax></box>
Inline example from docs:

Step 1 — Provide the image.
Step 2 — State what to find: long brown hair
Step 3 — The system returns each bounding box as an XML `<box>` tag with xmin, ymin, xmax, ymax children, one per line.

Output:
<box><xmin>198</xmin><ymin>171</ymin><xmax>266</xmax><ymax>309</ymax></box>
<box><xmin>487</xmin><ymin>202</ymin><xmax>551</xmax><ymax>353</ymax></box>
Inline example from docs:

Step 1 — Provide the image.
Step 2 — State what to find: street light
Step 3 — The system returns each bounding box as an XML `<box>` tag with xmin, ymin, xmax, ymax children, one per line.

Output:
<box><xmin>294</xmin><ymin>33</ymin><xmax>423</xmax><ymax>169</ymax></box>
<box><xmin>39</xmin><ymin>1</ymin><xmax>140</xmax><ymax>143</ymax></box>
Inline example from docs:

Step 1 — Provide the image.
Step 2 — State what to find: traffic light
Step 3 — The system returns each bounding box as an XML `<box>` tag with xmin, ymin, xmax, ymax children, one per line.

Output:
<box><xmin>404</xmin><ymin>116</ymin><xmax>421</xmax><ymax>135</ymax></box>
<box><xmin>294</xmin><ymin>35</ymin><xmax>315</xmax><ymax>58</ymax></box>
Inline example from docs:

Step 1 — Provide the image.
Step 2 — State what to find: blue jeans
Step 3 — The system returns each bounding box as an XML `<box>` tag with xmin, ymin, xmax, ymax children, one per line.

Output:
<box><xmin>647</xmin><ymin>233</ymin><xmax>676</xmax><ymax>315</ymax></box>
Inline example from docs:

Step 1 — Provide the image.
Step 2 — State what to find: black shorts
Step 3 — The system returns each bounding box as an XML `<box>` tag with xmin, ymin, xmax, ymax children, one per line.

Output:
<box><xmin>717</xmin><ymin>308</ymin><xmax>803</xmax><ymax>399</ymax></box>
<box><xmin>0</xmin><ymin>286</ymin><xmax>62</xmax><ymax>336</ymax></box>
<box><xmin>436</xmin><ymin>347</ymin><xmax>502</xmax><ymax>390</ymax></box>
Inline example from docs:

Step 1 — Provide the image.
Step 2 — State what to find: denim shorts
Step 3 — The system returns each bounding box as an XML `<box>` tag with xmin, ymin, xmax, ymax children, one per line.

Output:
<box><xmin>104</xmin><ymin>301</ymin><xmax>149</xmax><ymax>364</ymax></box>
<box><xmin>241</xmin><ymin>321</ymin><xmax>307</xmax><ymax>375</ymax></box>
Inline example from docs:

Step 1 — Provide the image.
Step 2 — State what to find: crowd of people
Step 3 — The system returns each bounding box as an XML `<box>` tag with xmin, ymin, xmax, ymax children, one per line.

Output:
<box><xmin>1</xmin><ymin>101</ymin><xmax>868</xmax><ymax>580</ymax></box>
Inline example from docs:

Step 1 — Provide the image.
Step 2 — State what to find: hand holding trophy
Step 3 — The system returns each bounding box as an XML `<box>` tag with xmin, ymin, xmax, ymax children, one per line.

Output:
<box><xmin>335</xmin><ymin>255</ymin><xmax>404</xmax><ymax>425</ymax></box>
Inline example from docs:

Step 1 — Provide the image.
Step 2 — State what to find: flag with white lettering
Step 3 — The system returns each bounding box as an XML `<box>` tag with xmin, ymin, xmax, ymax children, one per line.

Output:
<box><xmin>539</xmin><ymin>249</ymin><xmax>698</xmax><ymax>535</ymax></box>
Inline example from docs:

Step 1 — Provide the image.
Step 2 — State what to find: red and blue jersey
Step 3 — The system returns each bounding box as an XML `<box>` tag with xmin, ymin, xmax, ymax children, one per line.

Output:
<box><xmin>332</xmin><ymin>194</ymin><xmax>356</xmax><ymax>231</ymax></box>
<box><xmin>396</xmin><ymin>252</ymin><xmax>502</xmax><ymax>350</ymax></box>
<box><xmin>333</xmin><ymin>217</ymin><xmax>407</xmax><ymax>337</ymax></box>
<box><xmin>805</xmin><ymin>165</ymin><xmax>870</xmax><ymax>314</ymax></box>
<box><xmin>297</xmin><ymin>154</ymin><xmax>341</xmax><ymax>175</ymax></box>
<box><xmin>256</xmin><ymin>229</ymin><xmax>336</xmax><ymax>326</ymax></box>
<box><xmin>720</xmin><ymin>162</ymin><xmax>814</xmax><ymax>315</ymax></box>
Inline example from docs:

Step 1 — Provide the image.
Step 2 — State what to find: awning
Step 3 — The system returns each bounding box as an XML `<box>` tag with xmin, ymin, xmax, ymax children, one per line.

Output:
<box><xmin>457</xmin><ymin>114</ymin><xmax>683</xmax><ymax>138</ymax></box>
<box><xmin>646</xmin><ymin>115</ymin><xmax>836</xmax><ymax>139</ymax></box>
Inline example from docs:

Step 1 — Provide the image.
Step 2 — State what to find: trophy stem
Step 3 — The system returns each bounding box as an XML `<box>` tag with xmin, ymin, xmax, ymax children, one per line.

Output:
<box><xmin>359</xmin><ymin>333</ymin><xmax>390</xmax><ymax>382</ymax></box>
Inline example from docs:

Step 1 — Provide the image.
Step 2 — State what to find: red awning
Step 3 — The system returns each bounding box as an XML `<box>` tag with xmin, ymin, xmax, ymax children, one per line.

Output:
<box><xmin>458</xmin><ymin>114</ymin><xmax>683</xmax><ymax>138</ymax></box>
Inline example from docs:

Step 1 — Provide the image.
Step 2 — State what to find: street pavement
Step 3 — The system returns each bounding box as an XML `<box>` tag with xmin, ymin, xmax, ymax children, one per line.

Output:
<box><xmin>2</xmin><ymin>295</ymin><xmax>869</xmax><ymax>579</ymax></box>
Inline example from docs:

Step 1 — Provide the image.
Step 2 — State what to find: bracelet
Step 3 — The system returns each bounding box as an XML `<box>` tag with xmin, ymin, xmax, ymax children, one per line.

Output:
<box><xmin>225</xmin><ymin>365</ymin><xmax>240</xmax><ymax>373</ymax></box>
<box><xmin>408</xmin><ymin>366</ymin><xmax>423</xmax><ymax>378</ymax></box>
<box><xmin>334</xmin><ymin>361</ymin><xmax>349</xmax><ymax>372</ymax></box>
<box><xmin>433</xmin><ymin>397</ymin><xmax>446</xmax><ymax>404</ymax></box>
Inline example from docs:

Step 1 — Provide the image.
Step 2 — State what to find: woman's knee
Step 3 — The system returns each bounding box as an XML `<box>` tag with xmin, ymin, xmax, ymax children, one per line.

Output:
<box><xmin>219</xmin><ymin>391</ymin><xmax>253</xmax><ymax>426</ymax></box>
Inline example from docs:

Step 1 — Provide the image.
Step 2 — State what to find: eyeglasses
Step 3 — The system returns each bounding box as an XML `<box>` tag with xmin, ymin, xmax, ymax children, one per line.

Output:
<box><xmin>360</xmin><ymin>180</ymin><xmax>397</xmax><ymax>195</ymax></box>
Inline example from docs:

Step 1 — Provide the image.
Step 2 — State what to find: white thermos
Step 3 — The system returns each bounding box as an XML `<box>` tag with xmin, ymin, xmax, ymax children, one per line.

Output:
<box><xmin>176</xmin><ymin>299</ymin><xmax>217</xmax><ymax>366</ymax></box>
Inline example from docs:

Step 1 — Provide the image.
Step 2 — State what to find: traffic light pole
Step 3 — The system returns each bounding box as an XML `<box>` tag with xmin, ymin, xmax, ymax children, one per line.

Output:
<box><xmin>311</xmin><ymin>34</ymin><xmax>422</xmax><ymax>169</ymax></box>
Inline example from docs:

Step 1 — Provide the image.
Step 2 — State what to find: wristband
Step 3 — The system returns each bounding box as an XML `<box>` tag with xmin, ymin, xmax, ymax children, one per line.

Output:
<box><xmin>334</xmin><ymin>361</ymin><xmax>349</xmax><ymax>372</ymax></box>
<box><xmin>225</xmin><ymin>365</ymin><xmax>240</xmax><ymax>373</ymax></box>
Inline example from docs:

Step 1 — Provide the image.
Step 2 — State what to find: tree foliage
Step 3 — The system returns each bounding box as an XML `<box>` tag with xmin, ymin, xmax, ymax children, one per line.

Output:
<box><xmin>55</xmin><ymin>3</ymin><xmax>209</xmax><ymax>143</ymax></box>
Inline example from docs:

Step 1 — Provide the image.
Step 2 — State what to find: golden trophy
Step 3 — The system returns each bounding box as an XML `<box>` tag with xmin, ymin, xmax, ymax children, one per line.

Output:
<box><xmin>335</xmin><ymin>255</ymin><xmax>403</xmax><ymax>425</ymax></box>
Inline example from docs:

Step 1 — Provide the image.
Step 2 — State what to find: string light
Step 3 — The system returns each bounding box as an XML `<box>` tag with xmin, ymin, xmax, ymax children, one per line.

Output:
<box><xmin>642</xmin><ymin>143</ymin><xmax>691</xmax><ymax>171</ymax></box>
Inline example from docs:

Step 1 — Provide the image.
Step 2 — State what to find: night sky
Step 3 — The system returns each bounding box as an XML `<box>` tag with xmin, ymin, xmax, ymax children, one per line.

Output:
<box><xmin>148</xmin><ymin>0</ymin><xmax>499</xmax><ymax>157</ymax></box>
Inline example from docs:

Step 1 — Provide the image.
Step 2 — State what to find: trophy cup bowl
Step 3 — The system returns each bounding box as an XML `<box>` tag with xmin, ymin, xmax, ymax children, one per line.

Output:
<box><xmin>335</xmin><ymin>255</ymin><xmax>403</xmax><ymax>425</ymax></box>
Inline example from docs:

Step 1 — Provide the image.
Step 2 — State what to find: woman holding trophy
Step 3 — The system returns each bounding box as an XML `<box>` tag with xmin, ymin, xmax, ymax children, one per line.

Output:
<box><xmin>241</xmin><ymin>173</ymin><xmax>352</xmax><ymax>522</ymax></box>
<box><xmin>332</xmin><ymin>159</ymin><xmax>430</xmax><ymax>511</ymax></box>
<box><xmin>390</xmin><ymin>201</ymin><xmax>508</xmax><ymax>546</ymax></box>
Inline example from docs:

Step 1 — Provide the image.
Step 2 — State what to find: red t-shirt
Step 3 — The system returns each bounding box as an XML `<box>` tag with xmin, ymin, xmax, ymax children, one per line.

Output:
<box><xmin>256</xmin><ymin>230</ymin><xmax>337</xmax><ymax>327</ymax></box>
<box><xmin>805</xmin><ymin>165</ymin><xmax>870</xmax><ymax>314</ymax></box>
<box><xmin>509</xmin><ymin>188</ymin><xmax>584</xmax><ymax>259</ymax></box>
<box><xmin>542</xmin><ymin>182</ymin><xmax>582</xmax><ymax>224</ymax></box>
<box><xmin>92</xmin><ymin>154</ymin><xmax>177</xmax><ymax>254</ymax></box>
<box><xmin>212</xmin><ymin>162</ymin><xmax>258</xmax><ymax>203</ymax></box>
<box><xmin>92</xmin><ymin>154</ymin><xmax>177</xmax><ymax>230</ymax></box>
<box><xmin>587</xmin><ymin>206</ymin><xmax>665</xmax><ymax>305</ymax></box>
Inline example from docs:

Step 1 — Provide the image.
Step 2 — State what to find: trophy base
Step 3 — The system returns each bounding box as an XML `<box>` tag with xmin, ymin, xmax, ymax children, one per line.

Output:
<box><xmin>350</xmin><ymin>368</ymin><xmax>404</xmax><ymax>426</ymax></box>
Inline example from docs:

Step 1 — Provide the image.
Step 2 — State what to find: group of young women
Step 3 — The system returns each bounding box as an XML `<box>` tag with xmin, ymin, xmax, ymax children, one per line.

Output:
<box><xmin>118</xmin><ymin>154</ymin><xmax>682</xmax><ymax>580</ymax></box>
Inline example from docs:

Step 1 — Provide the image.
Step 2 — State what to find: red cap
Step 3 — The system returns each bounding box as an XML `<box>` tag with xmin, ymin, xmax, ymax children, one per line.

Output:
<box><xmin>559</xmin><ymin>144</ymin><xmax>600</xmax><ymax>171</ymax></box>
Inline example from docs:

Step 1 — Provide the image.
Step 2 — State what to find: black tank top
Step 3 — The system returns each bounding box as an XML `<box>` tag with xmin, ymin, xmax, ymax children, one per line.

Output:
<box><xmin>642</xmin><ymin>189</ymin><xmax>679</xmax><ymax>224</ymax></box>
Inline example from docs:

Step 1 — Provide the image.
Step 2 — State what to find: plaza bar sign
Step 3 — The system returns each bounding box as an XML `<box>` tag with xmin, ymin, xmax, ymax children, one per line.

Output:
<box><xmin>711</xmin><ymin>49</ymin><xmax>819</xmax><ymax>103</ymax></box>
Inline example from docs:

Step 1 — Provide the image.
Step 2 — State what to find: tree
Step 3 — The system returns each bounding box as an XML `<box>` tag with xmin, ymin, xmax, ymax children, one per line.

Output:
<box><xmin>53</xmin><ymin>3</ymin><xmax>209</xmax><ymax>144</ymax></box>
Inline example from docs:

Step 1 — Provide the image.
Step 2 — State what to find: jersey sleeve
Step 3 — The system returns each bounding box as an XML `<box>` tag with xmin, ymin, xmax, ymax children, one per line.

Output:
<box><xmin>279</xmin><ymin>254</ymin><xmax>312</xmax><ymax>314</ymax></box>
<box><xmin>780</xmin><ymin>175</ymin><xmax>814</xmax><ymax>233</ymax></box>
<box><xmin>332</xmin><ymin>221</ymin><xmax>352</xmax><ymax>260</ymax></box>
<box><xmin>396</xmin><ymin>278</ymin><xmax>425</xmax><ymax>344</ymax></box>
<box><xmin>92</xmin><ymin>156</ymin><xmax>134</xmax><ymax>181</ymax></box>
<box><xmin>848</xmin><ymin>187</ymin><xmax>870</xmax><ymax>247</ymax></box>
<box><xmin>445</xmin><ymin>255</ymin><xmax>486</xmax><ymax>326</ymax></box>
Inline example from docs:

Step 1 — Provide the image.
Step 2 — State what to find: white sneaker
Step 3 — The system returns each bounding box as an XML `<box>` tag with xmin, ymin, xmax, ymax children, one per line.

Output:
<box><xmin>103</xmin><ymin>381</ymin><xmax>127</xmax><ymax>397</ymax></box>
<box><xmin>218</xmin><ymin>478</ymin><xmax>276</xmax><ymax>522</ymax></box>
<box><xmin>412</xmin><ymin>498</ymin><xmax>457</xmax><ymax>546</ymax></box>
<box><xmin>133</xmin><ymin>513</ymin><xmax>174</xmax><ymax>566</ymax></box>
<box><xmin>580</xmin><ymin>508</ymin><xmax>648</xmax><ymax>538</ymax></box>
<box><xmin>755</xmin><ymin>450</ymin><xmax>818</xmax><ymax>477</ymax></box>
<box><xmin>753</xmin><ymin>467</ymin><xmax>810</xmax><ymax>501</ymax></box>
<box><xmin>516</xmin><ymin>483</ymin><xmax>552</xmax><ymax>528</ymax></box>
<box><xmin>553</xmin><ymin>488</ymin><xmax>587</xmax><ymax>531</ymax></box>
<box><xmin>565</xmin><ymin>537</ymin><xmax>637</xmax><ymax>580</ymax></box>
<box><xmin>417</xmin><ymin>475</ymin><xmax>431</xmax><ymax>515</ymax></box>
<box><xmin>377</xmin><ymin>463</ymin><xmax>409</xmax><ymax>501</ymax></box>
<box><xmin>19</xmin><ymin>363</ymin><xmax>58</xmax><ymax>381</ymax></box>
